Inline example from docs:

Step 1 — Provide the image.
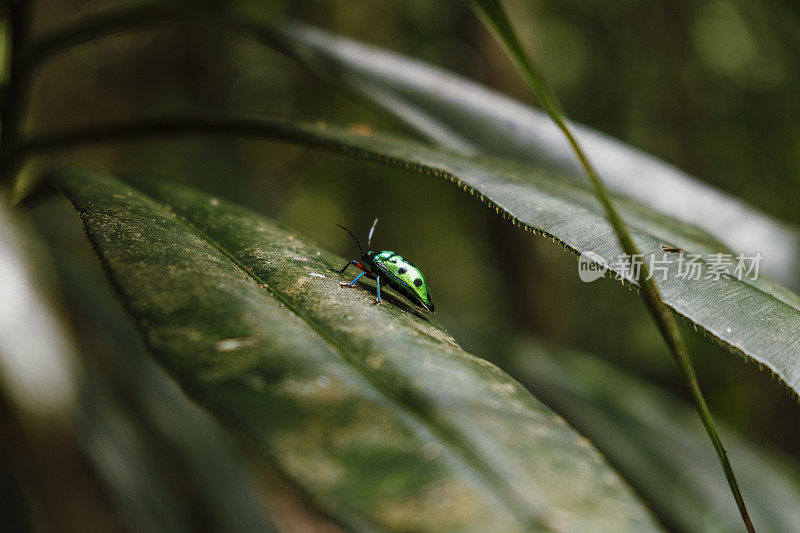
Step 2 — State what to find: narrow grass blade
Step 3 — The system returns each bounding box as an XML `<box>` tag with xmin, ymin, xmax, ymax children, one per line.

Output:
<box><xmin>468</xmin><ymin>0</ymin><xmax>753</xmax><ymax>530</ymax></box>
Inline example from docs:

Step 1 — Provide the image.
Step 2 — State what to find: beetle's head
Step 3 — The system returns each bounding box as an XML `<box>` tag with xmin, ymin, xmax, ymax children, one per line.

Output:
<box><xmin>362</xmin><ymin>250</ymin><xmax>376</xmax><ymax>262</ymax></box>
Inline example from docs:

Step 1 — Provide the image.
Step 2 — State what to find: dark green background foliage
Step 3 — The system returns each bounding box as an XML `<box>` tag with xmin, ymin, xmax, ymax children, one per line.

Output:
<box><xmin>2</xmin><ymin>0</ymin><xmax>800</xmax><ymax>531</ymax></box>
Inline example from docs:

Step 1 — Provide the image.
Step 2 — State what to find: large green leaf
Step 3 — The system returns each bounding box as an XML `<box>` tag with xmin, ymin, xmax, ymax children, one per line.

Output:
<box><xmin>509</xmin><ymin>339</ymin><xmax>800</xmax><ymax>533</ymax></box>
<box><xmin>61</xmin><ymin>115</ymin><xmax>796</xmax><ymax>398</ymax></box>
<box><xmin>265</xmin><ymin>22</ymin><xmax>800</xmax><ymax>287</ymax></box>
<box><xmin>54</xmin><ymin>167</ymin><xmax>660</xmax><ymax>533</ymax></box>
<box><xmin>33</xmin><ymin>197</ymin><xmax>276</xmax><ymax>533</ymax></box>
<box><xmin>28</xmin><ymin>114</ymin><xmax>800</xmax><ymax>395</ymax></box>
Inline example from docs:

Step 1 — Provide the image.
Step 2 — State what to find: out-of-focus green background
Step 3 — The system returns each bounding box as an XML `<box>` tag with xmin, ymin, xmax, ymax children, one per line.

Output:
<box><xmin>7</xmin><ymin>0</ymin><xmax>800</xmax><ymax>529</ymax></box>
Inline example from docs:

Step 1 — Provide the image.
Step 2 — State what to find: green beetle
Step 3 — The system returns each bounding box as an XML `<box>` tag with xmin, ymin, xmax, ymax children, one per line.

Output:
<box><xmin>335</xmin><ymin>218</ymin><xmax>435</xmax><ymax>312</ymax></box>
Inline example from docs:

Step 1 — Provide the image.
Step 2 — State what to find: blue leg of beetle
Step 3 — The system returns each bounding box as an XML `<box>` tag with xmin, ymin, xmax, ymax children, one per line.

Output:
<box><xmin>374</xmin><ymin>276</ymin><xmax>382</xmax><ymax>304</ymax></box>
<box><xmin>336</xmin><ymin>260</ymin><xmax>358</xmax><ymax>273</ymax></box>
<box><xmin>348</xmin><ymin>272</ymin><xmax>365</xmax><ymax>287</ymax></box>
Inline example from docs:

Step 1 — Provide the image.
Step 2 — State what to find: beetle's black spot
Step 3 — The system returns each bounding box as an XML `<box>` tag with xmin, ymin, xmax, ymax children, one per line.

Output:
<box><xmin>390</xmin><ymin>259</ymin><xmax>397</xmax><ymax>263</ymax></box>
<box><xmin>398</xmin><ymin>267</ymin><xmax>407</xmax><ymax>274</ymax></box>
<box><xmin>413</xmin><ymin>278</ymin><xmax>423</xmax><ymax>287</ymax></box>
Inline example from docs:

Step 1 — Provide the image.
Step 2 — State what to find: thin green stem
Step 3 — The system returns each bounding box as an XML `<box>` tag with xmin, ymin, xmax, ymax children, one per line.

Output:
<box><xmin>468</xmin><ymin>1</ymin><xmax>754</xmax><ymax>531</ymax></box>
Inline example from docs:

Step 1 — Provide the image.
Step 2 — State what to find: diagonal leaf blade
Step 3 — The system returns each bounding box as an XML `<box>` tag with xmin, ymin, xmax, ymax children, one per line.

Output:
<box><xmin>264</xmin><ymin>21</ymin><xmax>800</xmax><ymax>287</ymax></box>
<box><xmin>54</xmin><ymin>167</ymin><xmax>661</xmax><ymax>533</ymax></box>
<box><xmin>15</xmin><ymin>116</ymin><xmax>800</xmax><ymax>397</ymax></box>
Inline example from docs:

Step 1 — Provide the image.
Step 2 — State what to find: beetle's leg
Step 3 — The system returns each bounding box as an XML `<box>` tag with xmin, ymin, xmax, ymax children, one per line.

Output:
<box><xmin>374</xmin><ymin>276</ymin><xmax>382</xmax><ymax>304</ymax></box>
<box><xmin>334</xmin><ymin>259</ymin><xmax>358</xmax><ymax>274</ymax></box>
<box><xmin>340</xmin><ymin>271</ymin><xmax>365</xmax><ymax>288</ymax></box>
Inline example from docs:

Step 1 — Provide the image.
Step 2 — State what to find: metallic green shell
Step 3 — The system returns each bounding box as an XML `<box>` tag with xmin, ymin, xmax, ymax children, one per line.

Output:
<box><xmin>370</xmin><ymin>250</ymin><xmax>434</xmax><ymax>310</ymax></box>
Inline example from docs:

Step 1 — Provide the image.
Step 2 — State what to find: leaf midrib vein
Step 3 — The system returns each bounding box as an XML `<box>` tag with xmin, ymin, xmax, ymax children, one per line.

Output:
<box><xmin>144</xmin><ymin>187</ymin><xmax>549</xmax><ymax>532</ymax></box>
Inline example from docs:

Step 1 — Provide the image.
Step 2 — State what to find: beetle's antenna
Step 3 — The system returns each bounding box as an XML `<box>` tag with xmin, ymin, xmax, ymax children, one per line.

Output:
<box><xmin>337</xmin><ymin>224</ymin><xmax>363</xmax><ymax>254</ymax></box>
<box><xmin>367</xmin><ymin>218</ymin><xmax>379</xmax><ymax>249</ymax></box>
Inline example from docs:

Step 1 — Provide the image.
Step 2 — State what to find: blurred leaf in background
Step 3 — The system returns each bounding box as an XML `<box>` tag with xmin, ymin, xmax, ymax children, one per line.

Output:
<box><xmin>509</xmin><ymin>339</ymin><xmax>800</xmax><ymax>533</ymax></box>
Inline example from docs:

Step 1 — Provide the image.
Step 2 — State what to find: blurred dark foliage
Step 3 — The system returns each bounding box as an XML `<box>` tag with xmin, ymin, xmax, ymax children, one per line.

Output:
<box><xmin>3</xmin><ymin>0</ymin><xmax>800</xmax><ymax>530</ymax></box>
